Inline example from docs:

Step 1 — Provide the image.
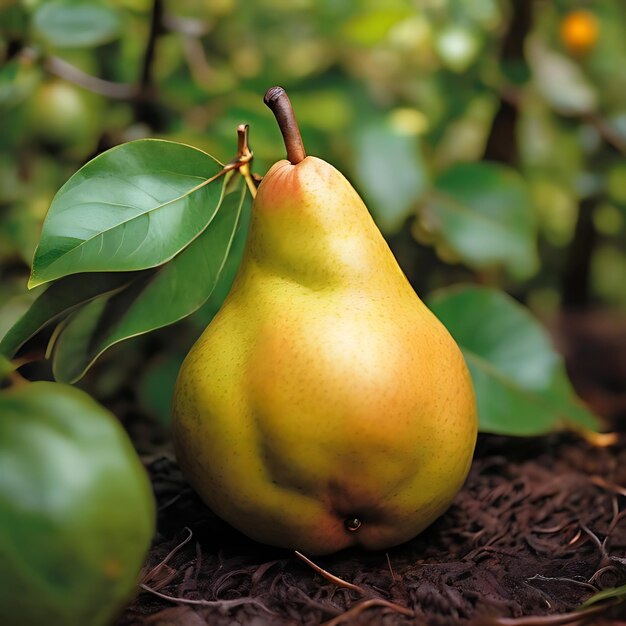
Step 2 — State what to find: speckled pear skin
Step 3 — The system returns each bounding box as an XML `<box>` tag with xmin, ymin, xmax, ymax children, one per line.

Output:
<box><xmin>172</xmin><ymin>156</ymin><xmax>477</xmax><ymax>555</ymax></box>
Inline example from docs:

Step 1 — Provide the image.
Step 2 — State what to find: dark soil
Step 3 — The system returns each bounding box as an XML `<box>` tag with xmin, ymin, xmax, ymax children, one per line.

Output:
<box><xmin>118</xmin><ymin>313</ymin><xmax>626</xmax><ymax>626</ymax></box>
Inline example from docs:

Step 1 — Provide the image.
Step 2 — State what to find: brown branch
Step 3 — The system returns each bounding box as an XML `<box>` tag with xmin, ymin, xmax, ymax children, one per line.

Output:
<box><xmin>483</xmin><ymin>0</ymin><xmax>532</xmax><ymax>165</ymax></box>
<box><xmin>496</xmin><ymin>85</ymin><xmax>626</xmax><ymax>159</ymax></box>
<box><xmin>561</xmin><ymin>195</ymin><xmax>599</xmax><ymax>310</ymax></box>
<box><xmin>139</xmin><ymin>0</ymin><xmax>164</xmax><ymax>91</ymax></box>
<box><xmin>42</xmin><ymin>55</ymin><xmax>136</xmax><ymax>99</ymax></box>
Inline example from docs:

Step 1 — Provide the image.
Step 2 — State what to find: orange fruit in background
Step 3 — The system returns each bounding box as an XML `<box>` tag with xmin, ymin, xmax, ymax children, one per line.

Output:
<box><xmin>560</xmin><ymin>9</ymin><xmax>599</xmax><ymax>55</ymax></box>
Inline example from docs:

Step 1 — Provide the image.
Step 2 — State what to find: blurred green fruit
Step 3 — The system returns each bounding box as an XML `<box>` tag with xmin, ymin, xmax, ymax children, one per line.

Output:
<box><xmin>26</xmin><ymin>80</ymin><xmax>101</xmax><ymax>157</ymax></box>
<box><xmin>0</xmin><ymin>382</ymin><xmax>155</xmax><ymax>626</ymax></box>
<box><xmin>435</xmin><ymin>25</ymin><xmax>481</xmax><ymax>72</ymax></box>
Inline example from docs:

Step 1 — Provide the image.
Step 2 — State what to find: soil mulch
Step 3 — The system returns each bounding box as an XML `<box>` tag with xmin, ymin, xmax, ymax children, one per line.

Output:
<box><xmin>117</xmin><ymin>313</ymin><xmax>626</xmax><ymax>625</ymax></box>
<box><xmin>117</xmin><ymin>434</ymin><xmax>626</xmax><ymax>626</ymax></box>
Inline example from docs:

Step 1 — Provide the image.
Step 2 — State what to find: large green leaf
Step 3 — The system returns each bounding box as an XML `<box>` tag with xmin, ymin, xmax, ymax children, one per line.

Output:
<box><xmin>0</xmin><ymin>273</ymin><xmax>136</xmax><ymax>358</ymax></box>
<box><xmin>51</xmin><ymin>176</ymin><xmax>251</xmax><ymax>383</ymax></box>
<box><xmin>29</xmin><ymin>139</ymin><xmax>226</xmax><ymax>288</ymax></box>
<box><xmin>423</xmin><ymin>162</ymin><xmax>538</xmax><ymax>279</ymax></box>
<box><xmin>352</xmin><ymin>116</ymin><xmax>428</xmax><ymax>234</ymax></box>
<box><xmin>191</xmin><ymin>177</ymin><xmax>253</xmax><ymax>328</ymax></box>
<box><xmin>137</xmin><ymin>352</ymin><xmax>186</xmax><ymax>426</ymax></box>
<box><xmin>427</xmin><ymin>285</ymin><xmax>600</xmax><ymax>435</ymax></box>
<box><xmin>32</xmin><ymin>1</ymin><xmax>121</xmax><ymax>48</ymax></box>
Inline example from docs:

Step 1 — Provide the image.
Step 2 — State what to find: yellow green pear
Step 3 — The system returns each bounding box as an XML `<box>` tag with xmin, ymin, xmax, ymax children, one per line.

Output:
<box><xmin>172</xmin><ymin>87</ymin><xmax>477</xmax><ymax>555</ymax></box>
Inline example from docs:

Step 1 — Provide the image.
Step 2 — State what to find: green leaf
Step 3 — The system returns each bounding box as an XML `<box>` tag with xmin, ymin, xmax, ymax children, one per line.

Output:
<box><xmin>353</xmin><ymin>116</ymin><xmax>428</xmax><ymax>234</ymax></box>
<box><xmin>0</xmin><ymin>273</ymin><xmax>135</xmax><ymax>358</ymax></box>
<box><xmin>191</xmin><ymin>180</ymin><xmax>253</xmax><ymax>327</ymax></box>
<box><xmin>29</xmin><ymin>139</ymin><xmax>226</xmax><ymax>288</ymax></box>
<box><xmin>0</xmin><ymin>59</ymin><xmax>39</xmax><ymax>112</ymax></box>
<box><xmin>427</xmin><ymin>285</ymin><xmax>600</xmax><ymax>435</ymax></box>
<box><xmin>0</xmin><ymin>355</ymin><xmax>14</xmax><ymax>381</ymax></box>
<box><xmin>424</xmin><ymin>162</ymin><xmax>538</xmax><ymax>278</ymax></box>
<box><xmin>32</xmin><ymin>1</ymin><xmax>121</xmax><ymax>48</ymax></box>
<box><xmin>137</xmin><ymin>353</ymin><xmax>186</xmax><ymax>426</ymax></box>
<box><xmin>342</xmin><ymin>9</ymin><xmax>412</xmax><ymax>46</ymax></box>
<box><xmin>580</xmin><ymin>583</ymin><xmax>626</xmax><ymax>609</ymax></box>
<box><xmin>527</xmin><ymin>37</ymin><xmax>598</xmax><ymax>116</ymax></box>
<box><xmin>0</xmin><ymin>61</ymin><xmax>23</xmax><ymax>109</ymax></box>
<box><xmin>51</xmin><ymin>176</ymin><xmax>250</xmax><ymax>383</ymax></box>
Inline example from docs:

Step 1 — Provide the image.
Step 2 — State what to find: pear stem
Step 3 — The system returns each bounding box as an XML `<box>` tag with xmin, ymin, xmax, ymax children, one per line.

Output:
<box><xmin>264</xmin><ymin>86</ymin><xmax>306</xmax><ymax>165</ymax></box>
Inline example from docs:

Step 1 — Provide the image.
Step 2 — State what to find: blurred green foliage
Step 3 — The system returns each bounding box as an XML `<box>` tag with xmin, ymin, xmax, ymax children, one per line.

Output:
<box><xmin>1</xmin><ymin>0</ymin><xmax>625</xmax><ymax>421</ymax></box>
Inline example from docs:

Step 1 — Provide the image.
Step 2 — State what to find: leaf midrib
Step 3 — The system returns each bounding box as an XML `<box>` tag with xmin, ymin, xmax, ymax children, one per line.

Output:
<box><xmin>56</xmin><ymin>182</ymin><xmax>247</xmax><ymax>383</ymax></box>
<box><xmin>428</xmin><ymin>189</ymin><xmax>527</xmax><ymax>235</ymax></box>
<box><xmin>32</xmin><ymin>172</ymin><xmax>221</xmax><ymax>285</ymax></box>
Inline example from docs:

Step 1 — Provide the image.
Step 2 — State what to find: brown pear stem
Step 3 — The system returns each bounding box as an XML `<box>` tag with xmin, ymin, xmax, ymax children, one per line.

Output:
<box><xmin>263</xmin><ymin>86</ymin><xmax>306</xmax><ymax>164</ymax></box>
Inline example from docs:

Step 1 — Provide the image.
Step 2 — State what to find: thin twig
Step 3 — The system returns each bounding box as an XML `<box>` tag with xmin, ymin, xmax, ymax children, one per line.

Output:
<box><xmin>581</xmin><ymin>524</ymin><xmax>605</xmax><ymax>556</ymax></box>
<box><xmin>590</xmin><ymin>476</ymin><xmax>626</xmax><ymax>498</ymax></box>
<box><xmin>157</xmin><ymin>491</ymin><xmax>184</xmax><ymax>513</ymax></box>
<box><xmin>496</xmin><ymin>82</ymin><xmax>626</xmax><ymax>158</ymax></box>
<box><xmin>142</xmin><ymin>527</ymin><xmax>193</xmax><ymax>584</ymax></box>
<box><xmin>531</xmin><ymin>522</ymin><xmax>570</xmax><ymax>534</ymax></box>
<box><xmin>42</xmin><ymin>55</ymin><xmax>136</xmax><ymax>99</ymax></box>
<box><xmin>294</xmin><ymin>552</ymin><xmax>364</xmax><ymax>594</ymax></box>
<box><xmin>386</xmin><ymin>553</ymin><xmax>395</xmax><ymax>583</ymax></box>
<box><xmin>139</xmin><ymin>583</ymin><xmax>278</xmax><ymax>616</ymax></box>
<box><xmin>588</xmin><ymin>564</ymin><xmax>622</xmax><ymax>585</ymax></box>
<box><xmin>568</xmin><ymin>528</ymin><xmax>583</xmax><ymax>545</ymax></box>
<box><xmin>181</xmin><ymin>36</ymin><xmax>213</xmax><ymax>89</ymax></box>
<box><xmin>527</xmin><ymin>574</ymin><xmax>598</xmax><ymax>593</ymax></box>
<box><xmin>606</xmin><ymin>499</ymin><xmax>626</xmax><ymax>539</ymax></box>
<box><xmin>322</xmin><ymin>598</ymin><xmax>415</xmax><ymax>626</ymax></box>
<box><xmin>295</xmin><ymin>552</ymin><xmax>415</xmax><ymax>624</ymax></box>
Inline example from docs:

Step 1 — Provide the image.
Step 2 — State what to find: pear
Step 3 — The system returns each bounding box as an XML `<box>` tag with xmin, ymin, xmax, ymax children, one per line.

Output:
<box><xmin>172</xmin><ymin>87</ymin><xmax>477</xmax><ymax>555</ymax></box>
